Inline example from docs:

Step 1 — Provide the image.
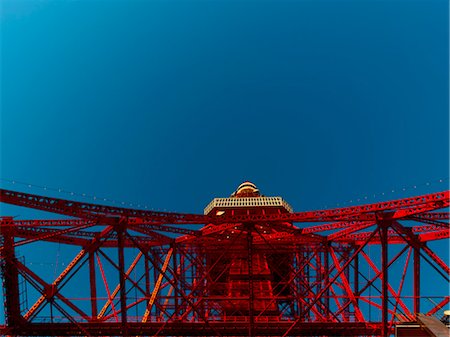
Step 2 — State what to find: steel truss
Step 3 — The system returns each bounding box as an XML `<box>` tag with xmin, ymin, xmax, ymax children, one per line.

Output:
<box><xmin>0</xmin><ymin>188</ymin><xmax>449</xmax><ymax>336</ymax></box>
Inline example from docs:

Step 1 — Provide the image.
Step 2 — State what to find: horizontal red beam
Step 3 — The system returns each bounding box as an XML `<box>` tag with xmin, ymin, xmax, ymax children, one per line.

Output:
<box><xmin>4</xmin><ymin>321</ymin><xmax>384</xmax><ymax>336</ymax></box>
<box><xmin>1</xmin><ymin>189</ymin><xmax>448</xmax><ymax>225</ymax></box>
<box><xmin>0</xmin><ymin>189</ymin><xmax>208</xmax><ymax>224</ymax></box>
<box><xmin>334</xmin><ymin>224</ymin><xmax>450</xmax><ymax>243</ymax></box>
<box><xmin>214</xmin><ymin>191</ymin><xmax>449</xmax><ymax>223</ymax></box>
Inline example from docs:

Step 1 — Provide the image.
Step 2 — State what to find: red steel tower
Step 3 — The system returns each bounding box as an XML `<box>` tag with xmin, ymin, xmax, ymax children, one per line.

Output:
<box><xmin>0</xmin><ymin>182</ymin><xmax>449</xmax><ymax>336</ymax></box>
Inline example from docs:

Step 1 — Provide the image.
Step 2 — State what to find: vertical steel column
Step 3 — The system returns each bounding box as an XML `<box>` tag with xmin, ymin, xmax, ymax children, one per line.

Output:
<box><xmin>1</xmin><ymin>217</ymin><xmax>22</xmax><ymax>329</ymax></box>
<box><xmin>324</xmin><ymin>244</ymin><xmax>330</xmax><ymax>320</ymax></box>
<box><xmin>380</xmin><ymin>223</ymin><xmax>389</xmax><ymax>337</ymax></box>
<box><xmin>304</xmin><ymin>250</ymin><xmax>310</xmax><ymax>321</ymax></box>
<box><xmin>89</xmin><ymin>252</ymin><xmax>98</xmax><ymax>319</ymax></box>
<box><xmin>145</xmin><ymin>250</ymin><xmax>150</xmax><ymax>298</ymax></box>
<box><xmin>179</xmin><ymin>252</ymin><xmax>185</xmax><ymax>317</ymax></box>
<box><xmin>289</xmin><ymin>249</ymin><xmax>302</xmax><ymax>317</ymax></box>
<box><xmin>195</xmin><ymin>246</ymin><xmax>205</xmax><ymax>320</ymax></box>
<box><xmin>354</xmin><ymin>245</ymin><xmax>359</xmax><ymax>311</ymax></box>
<box><xmin>295</xmin><ymin>251</ymin><xmax>302</xmax><ymax>317</ymax></box>
<box><xmin>117</xmin><ymin>224</ymin><xmax>128</xmax><ymax>336</ymax></box>
<box><xmin>247</xmin><ymin>224</ymin><xmax>254</xmax><ymax>337</ymax></box>
<box><xmin>344</xmin><ymin>248</ymin><xmax>351</xmax><ymax>320</ymax></box>
<box><xmin>313</xmin><ymin>250</ymin><xmax>320</xmax><ymax>318</ymax></box>
<box><xmin>152</xmin><ymin>249</ymin><xmax>159</xmax><ymax>319</ymax></box>
<box><xmin>413</xmin><ymin>245</ymin><xmax>420</xmax><ymax>315</ymax></box>
<box><xmin>144</xmin><ymin>249</ymin><xmax>151</xmax><ymax>319</ymax></box>
<box><xmin>173</xmin><ymin>244</ymin><xmax>179</xmax><ymax>320</ymax></box>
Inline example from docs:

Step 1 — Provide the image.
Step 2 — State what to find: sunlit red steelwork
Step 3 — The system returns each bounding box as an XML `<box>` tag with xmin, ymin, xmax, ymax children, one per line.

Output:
<box><xmin>0</xmin><ymin>182</ymin><xmax>449</xmax><ymax>336</ymax></box>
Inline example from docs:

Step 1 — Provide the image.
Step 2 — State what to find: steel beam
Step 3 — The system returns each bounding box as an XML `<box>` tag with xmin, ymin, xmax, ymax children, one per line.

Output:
<box><xmin>0</xmin><ymin>218</ymin><xmax>23</xmax><ymax>329</ymax></box>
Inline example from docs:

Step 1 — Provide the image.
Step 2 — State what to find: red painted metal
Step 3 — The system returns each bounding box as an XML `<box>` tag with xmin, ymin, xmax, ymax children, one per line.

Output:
<box><xmin>0</xmin><ymin>186</ymin><xmax>449</xmax><ymax>336</ymax></box>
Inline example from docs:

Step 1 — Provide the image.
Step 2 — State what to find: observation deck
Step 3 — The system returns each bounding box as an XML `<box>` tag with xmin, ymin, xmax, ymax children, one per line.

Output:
<box><xmin>204</xmin><ymin>181</ymin><xmax>293</xmax><ymax>215</ymax></box>
<box><xmin>204</xmin><ymin>196</ymin><xmax>293</xmax><ymax>215</ymax></box>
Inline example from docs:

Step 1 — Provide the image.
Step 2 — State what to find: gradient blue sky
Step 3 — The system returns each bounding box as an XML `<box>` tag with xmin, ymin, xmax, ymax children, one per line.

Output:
<box><xmin>1</xmin><ymin>0</ymin><xmax>449</xmax><ymax>212</ymax></box>
<box><xmin>0</xmin><ymin>0</ymin><xmax>448</xmax><ymax>323</ymax></box>
<box><xmin>1</xmin><ymin>0</ymin><xmax>448</xmax><ymax>214</ymax></box>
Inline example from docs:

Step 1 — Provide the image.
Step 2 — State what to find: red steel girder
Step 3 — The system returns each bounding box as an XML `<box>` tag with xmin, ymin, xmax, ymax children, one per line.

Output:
<box><xmin>1</xmin><ymin>188</ymin><xmax>449</xmax><ymax>337</ymax></box>
<box><xmin>1</xmin><ymin>188</ymin><xmax>448</xmax><ymax>224</ymax></box>
<box><xmin>335</xmin><ymin>224</ymin><xmax>450</xmax><ymax>243</ymax></box>
<box><xmin>4</xmin><ymin>219</ymin><xmax>96</xmax><ymax>227</ymax></box>
<box><xmin>418</xmin><ymin>229</ymin><xmax>450</xmax><ymax>242</ymax></box>
<box><xmin>10</xmin><ymin>226</ymin><xmax>164</xmax><ymax>247</ymax></box>
<box><xmin>23</xmin><ymin>226</ymin><xmax>114</xmax><ymax>320</ymax></box>
<box><xmin>2</xmin><ymin>321</ymin><xmax>383</xmax><ymax>336</ymax></box>
<box><xmin>0</xmin><ymin>188</ymin><xmax>208</xmax><ymax>224</ymax></box>
<box><xmin>213</xmin><ymin>191</ymin><xmax>449</xmax><ymax>223</ymax></box>
<box><xmin>406</xmin><ymin>212</ymin><xmax>449</xmax><ymax>221</ymax></box>
<box><xmin>0</xmin><ymin>218</ymin><xmax>195</xmax><ymax>246</ymax></box>
<box><xmin>390</xmin><ymin>221</ymin><xmax>450</xmax><ymax>278</ymax></box>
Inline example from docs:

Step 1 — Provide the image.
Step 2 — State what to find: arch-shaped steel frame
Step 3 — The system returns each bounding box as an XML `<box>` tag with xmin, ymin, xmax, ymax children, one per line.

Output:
<box><xmin>0</xmin><ymin>188</ymin><xmax>449</xmax><ymax>336</ymax></box>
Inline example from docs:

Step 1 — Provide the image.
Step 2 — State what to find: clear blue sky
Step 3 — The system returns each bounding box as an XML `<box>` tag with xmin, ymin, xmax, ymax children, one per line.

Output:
<box><xmin>0</xmin><ymin>0</ymin><xmax>448</xmax><ymax>324</ymax></box>
<box><xmin>1</xmin><ymin>0</ymin><xmax>448</xmax><ymax>213</ymax></box>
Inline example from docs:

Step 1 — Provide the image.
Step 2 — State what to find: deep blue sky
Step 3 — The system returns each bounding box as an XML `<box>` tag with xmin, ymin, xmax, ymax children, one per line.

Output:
<box><xmin>0</xmin><ymin>0</ymin><xmax>448</xmax><ymax>324</ymax></box>
<box><xmin>1</xmin><ymin>0</ymin><xmax>448</xmax><ymax>214</ymax></box>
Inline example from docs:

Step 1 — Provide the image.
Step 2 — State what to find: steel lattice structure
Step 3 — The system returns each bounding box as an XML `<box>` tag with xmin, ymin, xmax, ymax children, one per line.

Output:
<box><xmin>0</xmin><ymin>183</ymin><xmax>449</xmax><ymax>336</ymax></box>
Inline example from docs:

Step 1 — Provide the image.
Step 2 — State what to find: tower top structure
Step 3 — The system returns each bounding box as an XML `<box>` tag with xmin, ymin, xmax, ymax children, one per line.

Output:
<box><xmin>203</xmin><ymin>181</ymin><xmax>293</xmax><ymax>215</ymax></box>
<box><xmin>231</xmin><ymin>181</ymin><xmax>260</xmax><ymax>197</ymax></box>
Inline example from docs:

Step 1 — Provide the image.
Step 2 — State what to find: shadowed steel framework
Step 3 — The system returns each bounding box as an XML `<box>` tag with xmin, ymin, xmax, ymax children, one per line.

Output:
<box><xmin>0</xmin><ymin>182</ymin><xmax>449</xmax><ymax>336</ymax></box>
